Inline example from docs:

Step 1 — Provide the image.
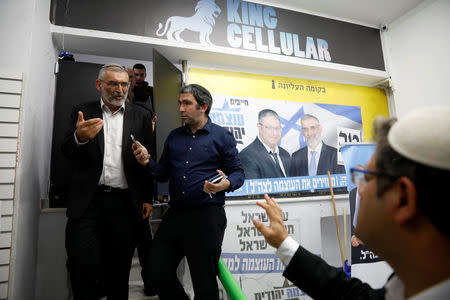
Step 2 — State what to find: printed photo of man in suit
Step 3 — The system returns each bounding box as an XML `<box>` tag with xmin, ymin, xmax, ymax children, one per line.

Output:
<box><xmin>349</xmin><ymin>164</ymin><xmax>380</xmax><ymax>265</ymax></box>
<box><xmin>240</xmin><ymin>109</ymin><xmax>291</xmax><ymax>179</ymax></box>
<box><xmin>62</xmin><ymin>64</ymin><xmax>154</xmax><ymax>299</ymax></box>
<box><xmin>290</xmin><ymin>114</ymin><xmax>345</xmax><ymax>177</ymax></box>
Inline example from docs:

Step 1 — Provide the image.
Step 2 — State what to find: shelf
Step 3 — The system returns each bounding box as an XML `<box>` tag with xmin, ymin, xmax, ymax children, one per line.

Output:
<box><xmin>51</xmin><ymin>25</ymin><xmax>389</xmax><ymax>86</ymax></box>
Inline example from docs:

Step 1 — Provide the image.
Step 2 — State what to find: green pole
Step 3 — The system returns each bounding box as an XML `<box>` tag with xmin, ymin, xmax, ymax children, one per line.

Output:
<box><xmin>218</xmin><ymin>257</ymin><xmax>247</xmax><ymax>300</ymax></box>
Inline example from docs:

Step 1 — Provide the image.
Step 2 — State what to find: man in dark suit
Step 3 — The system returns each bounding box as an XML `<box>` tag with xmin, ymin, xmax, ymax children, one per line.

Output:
<box><xmin>62</xmin><ymin>64</ymin><xmax>154</xmax><ymax>300</ymax></box>
<box><xmin>240</xmin><ymin>109</ymin><xmax>290</xmax><ymax>179</ymax></box>
<box><xmin>290</xmin><ymin>114</ymin><xmax>345</xmax><ymax>177</ymax></box>
<box><xmin>349</xmin><ymin>185</ymin><xmax>367</xmax><ymax>264</ymax></box>
<box><xmin>349</xmin><ymin>164</ymin><xmax>363</xmax><ymax>243</ymax></box>
<box><xmin>253</xmin><ymin>108</ymin><xmax>450</xmax><ymax>299</ymax></box>
<box><xmin>349</xmin><ymin>165</ymin><xmax>380</xmax><ymax>265</ymax></box>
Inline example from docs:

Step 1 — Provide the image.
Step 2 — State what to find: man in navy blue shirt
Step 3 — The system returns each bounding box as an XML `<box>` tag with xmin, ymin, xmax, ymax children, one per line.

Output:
<box><xmin>133</xmin><ymin>83</ymin><xmax>245</xmax><ymax>300</ymax></box>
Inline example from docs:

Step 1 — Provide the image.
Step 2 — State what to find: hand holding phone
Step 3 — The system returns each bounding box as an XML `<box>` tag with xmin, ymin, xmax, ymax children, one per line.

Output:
<box><xmin>206</xmin><ymin>173</ymin><xmax>228</xmax><ymax>198</ymax></box>
<box><xmin>131</xmin><ymin>134</ymin><xmax>150</xmax><ymax>165</ymax></box>
<box><xmin>130</xmin><ymin>134</ymin><xmax>137</xmax><ymax>146</ymax></box>
<box><xmin>208</xmin><ymin>173</ymin><xmax>224</xmax><ymax>184</ymax></box>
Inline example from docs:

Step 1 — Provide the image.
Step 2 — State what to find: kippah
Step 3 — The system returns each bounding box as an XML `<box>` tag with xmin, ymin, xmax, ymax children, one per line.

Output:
<box><xmin>388</xmin><ymin>106</ymin><xmax>450</xmax><ymax>170</ymax></box>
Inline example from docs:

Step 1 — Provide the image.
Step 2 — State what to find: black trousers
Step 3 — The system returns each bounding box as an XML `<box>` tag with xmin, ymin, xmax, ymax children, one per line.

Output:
<box><xmin>148</xmin><ymin>205</ymin><xmax>227</xmax><ymax>300</ymax></box>
<box><xmin>136</xmin><ymin>217</ymin><xmax>153</xmax><ymax>294</ymax></box>
<box><xmin>66</xmin><ymin>189</ymin><xmax>139</xmax><ymax>300</ymax></box>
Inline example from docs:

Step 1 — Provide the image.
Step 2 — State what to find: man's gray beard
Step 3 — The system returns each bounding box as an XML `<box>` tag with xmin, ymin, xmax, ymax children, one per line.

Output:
<box><xmin>104</xmin><ymin>91</ymin><xmax>128</xmax><ymax>107</ymax></box>
<box><xmin>306</xmin><ymin>136</ymin><xmax>321</xmax><ymax>148</ymax></box>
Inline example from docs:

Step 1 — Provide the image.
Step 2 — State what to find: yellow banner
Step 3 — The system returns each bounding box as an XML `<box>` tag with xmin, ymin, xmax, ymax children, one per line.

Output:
<box><xmin>189</xmin><ymin>68</ymin><xmax>389</xmax><ymax>142</ymax></box>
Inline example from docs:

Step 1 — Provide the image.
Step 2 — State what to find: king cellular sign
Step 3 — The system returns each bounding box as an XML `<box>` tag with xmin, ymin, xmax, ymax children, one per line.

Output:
<box><xmin>226</xmin><ymin>0</ymin><xmax>331</xmax><ymax>62</ymax></box>
<box><xmin>51</xmin><ymin>0</ymin><xmax>384</xmax><ymax>70</ymax></box>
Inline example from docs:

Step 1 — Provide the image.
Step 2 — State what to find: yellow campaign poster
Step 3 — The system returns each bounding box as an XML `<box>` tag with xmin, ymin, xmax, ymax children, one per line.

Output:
<box><xmin>189</xmin><ymin>68</ymin><xmax>389</xmax><ymax>141</ymax></box>
<box><xmin>187</xmin><ymin>68</ymin><xmax>389</xmax><ymax>299</ymax></box>
<box><xmin>189</xmin><ymin>68</ymin><xmax>389</xmax><ymax>197</ymax></box>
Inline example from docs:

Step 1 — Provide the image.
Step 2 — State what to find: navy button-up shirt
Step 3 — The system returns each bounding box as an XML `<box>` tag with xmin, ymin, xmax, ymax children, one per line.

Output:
<box><xmin>146</xmin><ymin>118</ymin><xmax>245</xmax><ymax>208</ymax></box>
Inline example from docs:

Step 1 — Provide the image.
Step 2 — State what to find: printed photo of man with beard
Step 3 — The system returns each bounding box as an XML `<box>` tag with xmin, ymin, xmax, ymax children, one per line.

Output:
<box><xmin>290</xmin><ymin>114</ymin><xmax>345</xmax><ymax>177</ymax></box>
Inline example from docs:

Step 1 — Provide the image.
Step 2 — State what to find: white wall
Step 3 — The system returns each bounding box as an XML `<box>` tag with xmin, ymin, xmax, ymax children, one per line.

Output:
<box><xmin>35</xmin><ymin>211</ymin><xmax>69</xmax><ymax>300</ymax></box>
<box><xmin>383</xmin><ymin>0</ymin><xmax>450</xmax><ymax>117</ymax></box>
<box><xmin>0</xmin><ymin>0</ymin><xmax>57</xmax><ymax>298</ymax></box>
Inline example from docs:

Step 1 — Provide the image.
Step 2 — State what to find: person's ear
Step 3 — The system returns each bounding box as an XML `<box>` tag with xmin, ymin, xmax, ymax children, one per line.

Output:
<box><xmin>392</xmin><ymin>177</ymin><xmax>418</xmax><ymax>224</ymax></box>
<box><xmin>201</xmin><ymin>104</ymin><xmax>208</xmax><ymax>113</ymax></box>
<box><xmin>95</xmin><ymin>79</ymin><xmax>102</xmax><ymax>92</ymax></box>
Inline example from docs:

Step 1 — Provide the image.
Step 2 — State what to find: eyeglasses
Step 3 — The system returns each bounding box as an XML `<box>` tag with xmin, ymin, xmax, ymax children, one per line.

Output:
<box><xmin>259</xmin><ymin>123</ymin><xmax>282</xmax><ymax>132</ymax></box>
<box><xmin>101</xmin><ymin>80</ymin><xmax>130</xmax><ymax>88</ymax></box>
<box><xmin>350</xmin><ymin>167</ymin><xmax>380</xmax><ymax>186</ymax></box>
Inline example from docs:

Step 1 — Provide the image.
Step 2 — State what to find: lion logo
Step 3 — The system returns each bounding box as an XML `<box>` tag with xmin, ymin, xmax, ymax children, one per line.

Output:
<box><xmin>156</xmin><ymin>0</ymin><xmax>221</xmax><ymax>46</ymax></box>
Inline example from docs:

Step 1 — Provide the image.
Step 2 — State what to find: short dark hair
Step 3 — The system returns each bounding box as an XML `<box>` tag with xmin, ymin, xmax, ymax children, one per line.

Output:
<box><xmin>133</xmin><ymin>63</ymin><xmax>146</xmax><ymax>71</ymax></box>
<box><xmin>258</xmin><ymin>109</ymin><xmax>280</xmax><ymax>123</ymax></box>
<box><xmin>373</xmin><ymin>117</ymin><xmax>450</xmax><ymax>237</ymax></box>
<box><xmin>179</xmin><ymin>84</ymin><xmax>213</xmax><ymax>115</ymax></box>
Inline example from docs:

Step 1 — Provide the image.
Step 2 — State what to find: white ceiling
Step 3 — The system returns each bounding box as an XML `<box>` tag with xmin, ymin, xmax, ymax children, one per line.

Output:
<box><xmin>252</xmin><ymin>0</ymin><xmax>424</xmax><ymax>28</ymax></box>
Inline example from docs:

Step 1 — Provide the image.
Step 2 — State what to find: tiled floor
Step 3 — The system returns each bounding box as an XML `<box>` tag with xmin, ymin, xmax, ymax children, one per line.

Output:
<box><xmin>128</xmin><ymin>282</ymin><xmax>159</xmax><ymax>300</ymax></box>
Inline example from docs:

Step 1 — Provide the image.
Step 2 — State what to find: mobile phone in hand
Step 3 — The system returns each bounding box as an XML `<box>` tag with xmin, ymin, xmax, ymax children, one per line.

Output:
<box><xmin>208</xmin><ymin>173</ymin><xmax>224</xmax><ymax>183</ymax></box>
<box><xmin>130</xmin><ymin>134</ymin><xmax>138</xmax><ymax>147</ymax></box>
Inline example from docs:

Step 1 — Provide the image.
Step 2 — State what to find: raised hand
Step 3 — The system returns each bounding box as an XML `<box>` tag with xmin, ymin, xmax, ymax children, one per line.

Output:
<box><xmin>75</xmin><ymin>111</ymin><xmax>103</xmax><ymax>142</ymax></box>
<box><xmin>253</xmin><ymin>194</ymin><xmax>289</xmax><ymax>249</ymax></box>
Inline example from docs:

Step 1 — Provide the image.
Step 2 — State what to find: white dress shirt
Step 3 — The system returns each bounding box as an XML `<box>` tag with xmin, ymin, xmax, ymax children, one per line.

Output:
<box><xmin>74</xmin><ymin>99</ymin><xmax>128</xmax><ymax>189</ymax></box>
<box><xmin>276</xmin><ymin>236</ymin><xmax>299</xmax><ymax>266</ymax></box>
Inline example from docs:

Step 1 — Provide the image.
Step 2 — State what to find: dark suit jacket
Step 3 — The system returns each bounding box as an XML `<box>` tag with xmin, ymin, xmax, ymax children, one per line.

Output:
<box><xmin>349</xmin><ymin>187</ymin><xmax>381</xmax><ymax>265</ymax></box>
<box><xmin>290</xmin><ymin>142</ymin><xmax>345</xmax><ymax>177</ymax></box>
<box><xmin>283</xmin><ymin>246</ymin><xmax>386</xmax><ymax>299</ymax></box>
<box><xmin>349</xmin><ymin>187</ymin><xmax>358</xmax><ymax>234</ymax></box>
<box><xmin>62</xmin><ymin>101</ymin><xmax>154</xmax><ymax>219</ymax></box>
<box><xmin>239</xmin><ymin>138</ymin><xmax>290</xmax><ymax>179</ymax></box>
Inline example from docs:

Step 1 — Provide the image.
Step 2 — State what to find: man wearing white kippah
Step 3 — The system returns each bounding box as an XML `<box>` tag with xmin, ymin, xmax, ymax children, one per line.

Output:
<box><xmin>253</xmin><ymin>107</ymin><xmax>450</xmax><ymax>299</ymax></box>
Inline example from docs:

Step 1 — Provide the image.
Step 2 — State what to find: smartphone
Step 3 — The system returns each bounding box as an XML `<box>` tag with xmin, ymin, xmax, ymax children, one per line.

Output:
<box><xmin>130</xmin><ymin>134</ymin><xmax>137</xmax><ymax>146</ymax></box>
<box><xmin>208</xmin><ymin>173</ymin><xmax>224</xmax><ymax>184</ymax></box>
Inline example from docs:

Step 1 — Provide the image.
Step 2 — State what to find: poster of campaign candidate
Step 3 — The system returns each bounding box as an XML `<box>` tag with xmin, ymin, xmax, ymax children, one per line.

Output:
<box><xmin>189</xmin><ymin>68</ymin><xmax>389</xmax><ymax>199</ymax></box>
<box><xmin>211</xmin><ymin>95</ymin><xmax>356</xmax><ymax>198</ymax></box>
<box><xmin>341</xmin><ymin>144</ymin><xmax>383</xmax><ymax>267</ymax></box>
